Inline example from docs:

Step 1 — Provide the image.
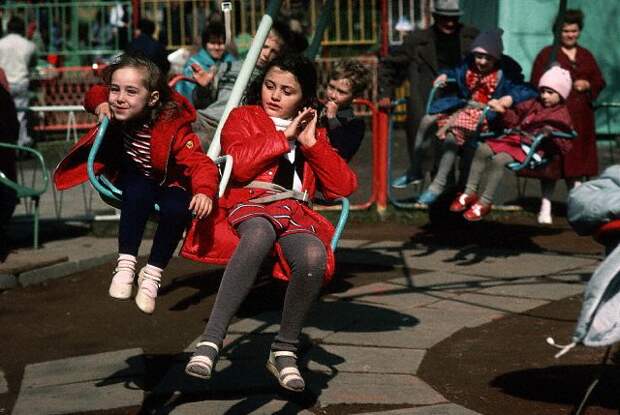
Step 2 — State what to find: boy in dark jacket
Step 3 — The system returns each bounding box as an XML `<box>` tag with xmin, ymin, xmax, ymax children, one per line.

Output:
<box><xmin>322</xmin><ymin>60</ymin><xmax>371</xmax><ymax>162</ymax></box>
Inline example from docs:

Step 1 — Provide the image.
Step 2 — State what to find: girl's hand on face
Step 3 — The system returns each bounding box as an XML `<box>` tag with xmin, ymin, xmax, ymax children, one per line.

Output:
<box><xmin>189</xmin><ymin>193</ymin><xmax>213</xmax><ymax>219</ymax></box>
<box><xmin>191</xmin><ymin>63</ymin><xmax>216</xmax><ymax>87</ymax></box>
<box><xmin>95</xmin><ymin>102</ymin><xmax>113</xmax><ymax>122</ymax></box>
<box><xmin>297</xmin><ymin>109</ymin><xmax>318</xmax><ymax>147</ymax></box>
<box><xmin>284</xmin><ymin>107</ymin><xmax>314</xmax><ymax>139</ymax></box>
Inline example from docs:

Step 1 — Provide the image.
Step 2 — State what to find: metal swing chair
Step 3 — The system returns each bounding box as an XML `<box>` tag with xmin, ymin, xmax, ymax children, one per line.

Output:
<box><xmin>387</xmin><ymin>78</ymin><xmax>494</xmax><ymax>209</ymax></box>
<box><xmin>87</xmin><ymin>0</ymin><xmax>349</xmax><ymax>250</ymax></box>
<box><xmin>388</xmin><ymin>77</ymin><xmax>576</xmax><ymax>210</ymax></box>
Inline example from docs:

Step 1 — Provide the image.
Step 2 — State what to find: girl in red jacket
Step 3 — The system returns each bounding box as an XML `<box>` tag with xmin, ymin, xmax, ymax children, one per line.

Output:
<box><xmin>54</xmin><ymin>53</ymin><xmax>219</xmax><ymax>314</ymax></box>
<box><xmin>448</xmin><ymin>66</ymin><xmax>574</xmax><ymax>221</ymax></box>
<box><xmin>183</xmin><ymin>54</ymin><xmax>357</xmax><ymax>392</ymax></box>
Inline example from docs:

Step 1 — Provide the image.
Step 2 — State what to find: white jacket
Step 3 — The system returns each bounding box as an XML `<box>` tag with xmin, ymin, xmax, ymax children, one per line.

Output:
<box><xmin>0</xmin><ymin>33</ymin><xmax>36</xmax><ymax>84</ymax></box>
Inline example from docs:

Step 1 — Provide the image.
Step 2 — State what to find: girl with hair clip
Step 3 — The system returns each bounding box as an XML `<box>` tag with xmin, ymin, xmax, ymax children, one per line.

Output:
<box><xmin>54</xmin><ymin>53</ymin><xmax>219</xmax><ymax>315</ymax></box>
<box><xmin>181</xmin><ymin>54</ymin><xmax>357</xmax><ymax>392</ymax></box>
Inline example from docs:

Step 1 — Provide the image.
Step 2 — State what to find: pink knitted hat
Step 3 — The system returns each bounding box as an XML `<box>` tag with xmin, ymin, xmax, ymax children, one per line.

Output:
<box><xmin>470</xmin><ymin>28</ymin><xmax>504</xmax><ymax>59</ymax></box>
<box><xmin>538</xmin><ymin>65</ymin><xmax>572</xmax><ymax>99</ymax></box>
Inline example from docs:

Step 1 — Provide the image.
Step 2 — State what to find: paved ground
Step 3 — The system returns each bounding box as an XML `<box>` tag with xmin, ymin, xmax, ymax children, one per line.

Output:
<box><xmin>1</xmin><ymin>130</ymin><xmax>618</xmax><ymax>414</ymax></box>
<box><xmin>0</xmin><ymin>212</ymin><xmax>609</xmax><ymax>414</ymax></box>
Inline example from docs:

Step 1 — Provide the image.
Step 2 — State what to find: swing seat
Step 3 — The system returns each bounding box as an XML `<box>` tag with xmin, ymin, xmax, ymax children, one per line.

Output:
<box><xmin>0</xmin><ymin>142</ymin><xmax>50</xmax><ymax>249</ymax></box>
<box><xmin>502</xmin><ymin>129</ymin><xmax>576</xmax><ymax>172</ymax></box>
<box><xmin>86</xmin><ymin>117</ymin><xmax>234</xmax><ymax>211</ymax></box>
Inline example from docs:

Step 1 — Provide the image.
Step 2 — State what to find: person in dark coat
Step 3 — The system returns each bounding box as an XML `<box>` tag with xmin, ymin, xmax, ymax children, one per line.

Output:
<box><xmin>528</xmin><ymin>9</ymin><xmax>606</xmax><ymax>224</ymax></box>
<box><xmin>126</xmin><ymin>18</ymin><xmax>170</xmax><ymax>76</ymax></box>
<box><xmin>378</xmin><ymin>0</ymin><xmax>478</xmax><ymax>188</ymax></box>
<box><xmin>0</xmin><ymin>83</ymin><xmax>20</xmax><ymax>261</ymax></box>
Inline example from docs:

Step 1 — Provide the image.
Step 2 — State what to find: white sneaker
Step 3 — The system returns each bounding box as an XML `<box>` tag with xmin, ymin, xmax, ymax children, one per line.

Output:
<box><xmin>537</xmin><ymin>211</ymin><xmax>553</xmax><ymax>225</ymax></box>
<box><xmin>108</xmin><ymin>269</ymin><xmax>135</xmax><ymax>300</ymax></box>
<box><xmin>135</xmin><ymin>267</ymin><xmax>161</xmax><ymax>314</ymax></box>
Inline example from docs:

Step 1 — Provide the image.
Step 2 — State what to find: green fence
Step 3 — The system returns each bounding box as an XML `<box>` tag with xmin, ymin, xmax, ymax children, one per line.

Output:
<box><xmin>1</xmin><ymin>0</ymin><xmax>132</xmax><ymax>66</ymax></box>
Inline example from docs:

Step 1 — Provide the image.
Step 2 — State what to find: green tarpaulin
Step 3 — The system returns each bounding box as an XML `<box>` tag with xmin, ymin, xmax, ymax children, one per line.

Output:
<box><xmin>462</xmin><ymin>0</ymin><xmax>619</xmax><ymax>134</ymax></box>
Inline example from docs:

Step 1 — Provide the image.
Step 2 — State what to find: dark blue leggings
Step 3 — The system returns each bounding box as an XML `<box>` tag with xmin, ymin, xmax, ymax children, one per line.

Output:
<box><xmin>118</xmin><ymin>169</ymin><xmax>191</xmax><ymax>268</ymax></box>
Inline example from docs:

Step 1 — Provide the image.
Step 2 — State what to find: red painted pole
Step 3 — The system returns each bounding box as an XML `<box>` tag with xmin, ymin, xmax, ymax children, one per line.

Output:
<box><xmin>375</xmin><ymin>108</ymin><xmax>389</xmax><ymax>214</ymax></box>
<box><xmin>132</xmin><ymin>0</ymin><xmax>141</xmax><ymax>29</ymax></box>
<box><xmin>380</xmin><ymin>0</ymin><xmax>389</xmax><ymax>57</ymax></box>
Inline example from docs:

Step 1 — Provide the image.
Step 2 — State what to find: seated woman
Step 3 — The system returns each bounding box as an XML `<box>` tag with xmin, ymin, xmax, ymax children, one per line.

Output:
<box><xmin>449</xmin><ymin>66</ymin><xmax>574</xmax><ymax>221</ymax></box>
<box><xmin>416</xmin><ymin>28</ymin><xmax>537</xmax><ymax>205</ymax></box>
<box><xmin>180</xmin><ymin>54</ymin><xmax>357</xmax><ymax>392</ymax></box>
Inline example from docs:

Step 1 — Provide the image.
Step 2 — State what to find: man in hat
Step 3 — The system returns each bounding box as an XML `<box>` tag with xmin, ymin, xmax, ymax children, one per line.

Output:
<box><xmin>379</xmin><ymin>0</ymin><xmax>478</xmax><ymax>188</ymax></box>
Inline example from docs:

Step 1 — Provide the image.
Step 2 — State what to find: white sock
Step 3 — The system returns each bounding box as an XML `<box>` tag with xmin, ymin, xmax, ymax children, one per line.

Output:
<box><xmin>114</xmin><ymin>254</ymin><xmax>137</xmax><ymax>283</ymax></box>
<box><xmin>539</xmin><ymin>198</ymin><xmax>552</xmax><ymax>215</ymax></box>
<box><xmin>140</xmin><ymin>264</ymin><xmax>163</xmax><ymax>297</ymax></box>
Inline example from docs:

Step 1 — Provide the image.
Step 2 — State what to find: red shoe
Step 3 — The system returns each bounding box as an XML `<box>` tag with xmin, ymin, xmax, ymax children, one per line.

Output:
<box><xmin>449</xmin><ymin>192</ymin><xmax>479</xmax><ymax>212</ymax></box>
<box><xmin>463</xmin><ymin>202</ymin><xmax>492</xmax><ymax>221</ymax></box>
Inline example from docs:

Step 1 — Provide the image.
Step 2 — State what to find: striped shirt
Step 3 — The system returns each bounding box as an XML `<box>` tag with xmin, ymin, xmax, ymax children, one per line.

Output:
<box><xmin>122</xmin><ymin>122</ymin><xmax>153</xmax><ymax>177</ymax></box>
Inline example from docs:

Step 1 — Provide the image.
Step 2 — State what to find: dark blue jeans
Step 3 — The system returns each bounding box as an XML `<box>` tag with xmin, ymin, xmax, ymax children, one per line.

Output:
<box><xmin>118</xmin><ymin>168</ymin><xmax>191</xmax><ymax>268</ymax></box>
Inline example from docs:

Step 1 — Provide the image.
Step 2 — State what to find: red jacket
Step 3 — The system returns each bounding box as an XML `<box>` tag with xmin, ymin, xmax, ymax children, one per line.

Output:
<box><xmin>53</xmin><ymin>84</ymin><xmax>219</xmax><ymax>199</ymax></box>
<box><xmin>500</xmin><ymin>98</ymin><xmax>574</xmax><ymax>155</ymax></box>
<box><xmin>531</xmin><ymin>45</ymin><xmax>606</xmax><ymax>177</ymax></box>
<box><xmin>181</xmin><ymin>105</ymin><xmax>358</xmax><ymax>282</ymax></box>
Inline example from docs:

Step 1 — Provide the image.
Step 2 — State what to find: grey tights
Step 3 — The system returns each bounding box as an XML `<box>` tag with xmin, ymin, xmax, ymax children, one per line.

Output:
<box><xmin>195</xmin><ymin>216</ymin><xmax>326</xmax><ymax>362</ymax></box>
<box><xmin>465</xmin><ymin>142</ymin><xmax>513</xmax><ymax>205</ymax></box>
<box><xmin>428</xmin><ymin>133</ymin><xmax>459</xmax><ymax>194</ymax></box>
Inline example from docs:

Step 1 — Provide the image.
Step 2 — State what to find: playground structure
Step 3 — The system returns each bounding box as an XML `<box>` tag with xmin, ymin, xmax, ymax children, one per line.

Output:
<box><xmin>1</xmin><ymin>0</ymin><xmax>618</xmax><ymax>225</ymax></box>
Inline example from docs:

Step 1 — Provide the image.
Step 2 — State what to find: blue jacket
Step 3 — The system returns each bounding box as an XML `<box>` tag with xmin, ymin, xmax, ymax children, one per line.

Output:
<box><xmin>428</xmin><ymin>54</ymin><xmax>537</xmax><ymax>123</ymax></box>
<box><xmin>176</xmin><ymin>48</ymin><xmax>236</xmax><ymax>101</ymax></box>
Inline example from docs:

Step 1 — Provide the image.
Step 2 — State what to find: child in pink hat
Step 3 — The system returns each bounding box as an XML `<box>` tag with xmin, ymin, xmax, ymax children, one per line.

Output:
<box><xmin>448</xmin><ymin>65</ymin><xmax>575</xmax><ymax>221</ymax></box>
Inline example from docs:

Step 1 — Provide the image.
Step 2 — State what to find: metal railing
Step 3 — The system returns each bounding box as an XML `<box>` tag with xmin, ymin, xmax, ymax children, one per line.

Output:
<box><xmin>1</xmin><ymin>1</ymin><xmax>132</xmax><ymax>64</ymax></box>
<box><xmin>139</xmin><ymin>0</ymin><xmax>379</xmax><ymax>50</ymax></box>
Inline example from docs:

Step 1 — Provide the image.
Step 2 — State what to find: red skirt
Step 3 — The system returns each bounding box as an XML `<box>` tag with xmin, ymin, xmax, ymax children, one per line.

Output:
<box><xmin>486</xmin><ymin>134</ymin><xmax>526</xmax><ymax>163</ymax></box>
<box><xmin>228</xmin><ymin>199</ymin><xmax>320</xmax><ymax>237</ymax></box>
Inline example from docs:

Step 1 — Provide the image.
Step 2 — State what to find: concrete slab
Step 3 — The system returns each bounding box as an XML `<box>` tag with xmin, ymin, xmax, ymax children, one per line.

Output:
<box><xmin>0</xmin><ymin>273</ymin><xmax>17</xmax><ymax>289</ymax></box>
<box><xmin>323</xmin><ymin>305</ymin><xmax>503</xmax><ymax>349</ymax></box>
<box><xmin>425</xmin><ymin>293</ymin><xmax>549</xmax><ymax>315</ymax></box>
<box><xmin>228</xmin><ymin>310</ymin><xmax>280</xmax><ymax>334</ymax></box>
<box><xmin>358</xmin><ymin>403</ymin><xmax>482</xmax><ymax>414</ymax></box>
<box><xmin>307</xmin><ymin>372</ymin><xmax>446</xmax><ymax>405</ymax></box>
<box><xmin>304</xmin><ymin>344</ymin><xmax>426</xmax><ymax>375</ymax></box>
<box><xmin>476</xmin><ymin>277</ymin><xmax>584</xmax><ymax>300</ymax></box>
<box><xmin>402</xmin><ymin>248</ymin><xmax>598</xmax><ymax>278</ymax></box>
<box><xmin>12</xmin><ymin>348</ymin><xmax>145</xmax><ymax>415</ymax></box>
<box><xmin>387</xmin><ymin>271</ymin><xmax>489</xmax><ymax>293</ymax></box>
<box><xmin>337</xmin><ymin>239</ymin><xmax>372</xmax><ymax>249</ymax></box>
<box><xmin>153</xmin><ymin>358</ymin><xmax>276</xmax><ymax>395</ymax></box>
<box><xmin>227</xmin><ymin>300</ymin><xmax>398</xmax><ymax>342</ymax></box>
<box><xmin>336</xmin><ymin>248</ymin><xmax>403</xmax><ymax>267</ymax></box>
<box><xmin>327</xmin><ymin>281</ymin><xmax>448</xmax><ymax>310</ymax></box>
<box><xmin>305</xmin><ymin>300</ymin><xmax>418</xmax><ymax>341</ymax></box>
<box><xmin>329</xmin><ymin>281</ymin><xmax>403</xmax><ymax>299</ymax></box>
<box><xmin>364</xmin><ymin>240</ymin><xmax>408</xmax><ymax>249</ymax></box>
<box><xmin>321</xmin><ymin>306</ymin><xmax>461</xmax><ymax>349</ymax></box>
<box><xmin>170</xmin><ymin>396</ymin><xmax>314</xmax><ymax>414</ymax></box>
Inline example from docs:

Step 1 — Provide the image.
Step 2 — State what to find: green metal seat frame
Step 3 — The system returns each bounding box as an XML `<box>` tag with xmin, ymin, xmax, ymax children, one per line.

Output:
<box><xmin>0</xmin><ymin>143</ymin><xmax>50</xmax><ymax>249</ymax></box>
